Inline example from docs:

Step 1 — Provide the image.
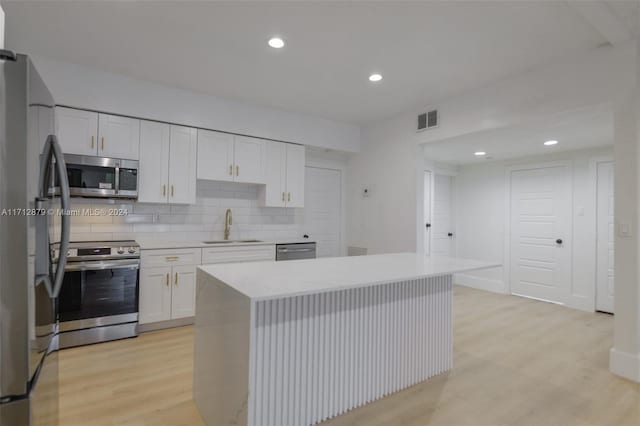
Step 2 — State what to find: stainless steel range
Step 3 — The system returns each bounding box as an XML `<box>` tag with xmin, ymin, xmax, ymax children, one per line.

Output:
<box><xmin>51</xmin><ymin>240</ymin><xmax>140</xmax><ymax>348</ymax></box>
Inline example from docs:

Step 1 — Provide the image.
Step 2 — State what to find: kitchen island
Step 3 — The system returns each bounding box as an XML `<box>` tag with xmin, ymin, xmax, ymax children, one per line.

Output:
<box><xmin>194</xmin><ymin>253</ymin><xmax>499</xmax><ymax>426</ymax></box>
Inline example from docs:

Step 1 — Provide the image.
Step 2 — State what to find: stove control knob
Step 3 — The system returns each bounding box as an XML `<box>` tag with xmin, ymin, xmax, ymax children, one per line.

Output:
<box><xmin>128</xmin><ymin>247</ymin><xmax>136</xmax><ymax>254</ymax></box>
<box><xmin>117</xmin><ymin>247</ymin><xmax>125</xmax><ymax>255</ymax></box>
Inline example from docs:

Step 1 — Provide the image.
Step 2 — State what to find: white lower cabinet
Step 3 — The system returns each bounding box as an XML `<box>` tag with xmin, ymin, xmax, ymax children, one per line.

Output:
<box><xmin>170</xmin><ymin>265</ymin><xmax>197</xmax><ymax>319</ymax></box>
<box><xmin>139</xmin><ymin>266</ymin><xmax>172</xmax><ymax>324</ymax></box>
<box><xmin>139</xmin><ymin>249</ymin><xmax>202</xmax><ymax>325</ymax></box>
<box><xmin>139</xmin><ymin>245</ymin><xmax>276</xmax><ymax>328</ymax></box>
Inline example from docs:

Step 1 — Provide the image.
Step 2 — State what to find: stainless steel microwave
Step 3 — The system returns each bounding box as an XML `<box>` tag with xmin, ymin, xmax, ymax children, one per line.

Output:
<box><xmin>57</xmin><ymin>154</ymin><xmax>139</xmax><ymax>199</ymax></box>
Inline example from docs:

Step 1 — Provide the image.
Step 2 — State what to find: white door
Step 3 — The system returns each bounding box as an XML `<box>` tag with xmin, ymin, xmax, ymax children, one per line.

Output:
<box><xmin>234</xmin><ymin>136</ymin><xmax>266</xmax><ymax>184</ymax></box>
<box><xmin>196</xmin><ymin>129</ymin><xmax>234</xmax><ymax>182</ymax></box>
<box><xmin>170</xmin><ymin>265</ymin><xmax>197</xmax><ymax>319</ymax></box>
<box><xmin>98</xmin><ymin>114</ymin><xmax>140</xmax><ymax>159</ymax></box>
<box><xmin>423</xmin><ymin>171</ymin><xmax>432</xmax><ymax>255</ymax></box>
<box><xmin>432</xmin><ymin>174</ymin><xmax>454</xmax><ymax>256</ymax></box>
<box><xmin>55</xmin><ymin>107</ymin><xmax>98</xmax><ymax>156</ymax></box>
<box><xmin>138</xmin><ymin>120</ymin><xmax>170</xmax><ymax>203</ymax></box>
<box><xmin>285</xmin><ymin>144</ymin><xmax>305</xmax><ymax>208</ymax></box>
<box><xmin>510</xmin><ymin>165</ymin><xmax>571</xmax><ymax>303</ymax></box>
<box><xmin>168</xmin><ymin>125</ymin><xmax>197</xmax><ymax>204</ymax></box>
<box><xmin>260</xmin><ymin>141</ymin><xmax>287</xmax><ymax>207</ymax></box>
<box><xmin>304</xmin><ymin>167</ymin><xmax>341</xmax><ymax>257</ymax></box>
<box><xmin>139</xmin><ymin>266</ymin><xmax>172</xmax><ymax>324</ymax></box>
<box><xmin>596</xmin><ymin>161</ymin><xmax>615</xmax><ymax>313</ymax></box>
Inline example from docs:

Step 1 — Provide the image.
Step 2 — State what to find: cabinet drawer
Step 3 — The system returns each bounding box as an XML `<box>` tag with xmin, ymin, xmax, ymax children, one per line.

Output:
<box><xmin>141</xmin><ymin>248</ymin><xmax>202</xmax><ymax>267</ymax></box>
<box><xmin>202</xmin><ymin>245</ymin><xmax>275</xmax><ymax>264</ymax></box>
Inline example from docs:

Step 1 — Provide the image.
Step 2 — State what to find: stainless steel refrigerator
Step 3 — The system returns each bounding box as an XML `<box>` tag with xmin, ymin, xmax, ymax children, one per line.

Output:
<box><xmin>0</xmin><ymin>52</ymin><xmax>70</xmax><ymax>425</ymax></box>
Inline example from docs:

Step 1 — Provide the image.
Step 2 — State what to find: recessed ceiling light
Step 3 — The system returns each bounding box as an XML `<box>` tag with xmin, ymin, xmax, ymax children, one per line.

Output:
<box><xmin>369</xmin><ymin>73</ymin><xmax>383</xmax><ymax>82</ymax></box>
<box><xmin>544</xmin><ymin>140</ymin><xmax>558</xmax><ymax>146</ymax></box>
<box><xmin>268</xmin><ymin>37</ymin><xmax>285</xmax><ymax>49</ymax></box>
<box><xmin>474</xmin><ymin>151</ymin><xmax>487</xmax><ymax>156</ymax></box>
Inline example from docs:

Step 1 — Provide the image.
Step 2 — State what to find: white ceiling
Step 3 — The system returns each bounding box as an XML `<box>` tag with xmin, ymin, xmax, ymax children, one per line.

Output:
<box><xmin>423</xmin><ymin>103</ymin><xmax>613</xmax><ymax>165</ymax></box>
<box><xmin>2</xmin><ymin>1</ymin><xmax>631</xmax><ymax>124</ymax></box>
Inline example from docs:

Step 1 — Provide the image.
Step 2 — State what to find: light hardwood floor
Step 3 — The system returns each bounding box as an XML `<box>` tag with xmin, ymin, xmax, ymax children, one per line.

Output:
<box><xmin>59</xmin><ymin>286</ymin><xmax>639</xmax><ymax>426</ymax></box>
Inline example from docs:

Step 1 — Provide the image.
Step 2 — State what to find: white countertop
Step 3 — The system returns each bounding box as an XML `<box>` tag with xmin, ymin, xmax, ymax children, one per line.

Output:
<box><xmin>137</xmin><ymin>238</ymin><xmax>315</xmax><ymax>250</ymax></box>
<box><xmin>198</xmin><ymin>253</ymin><xmax>500</xmax><ymax>301</ymax></box>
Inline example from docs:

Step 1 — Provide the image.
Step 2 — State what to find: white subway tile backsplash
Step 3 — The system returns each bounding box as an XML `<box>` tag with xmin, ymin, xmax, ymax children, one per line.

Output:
<box><xmin>68</xmin><ymin>181</ymin><xmax>303</xmax><ymax>242</ymax></box>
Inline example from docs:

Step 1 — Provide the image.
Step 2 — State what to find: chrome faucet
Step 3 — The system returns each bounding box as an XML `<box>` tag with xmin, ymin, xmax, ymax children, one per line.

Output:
<box><xmin>224</xmin><ymin>208</ymin><xmax>233</xmax><ymax>240</ymax></box>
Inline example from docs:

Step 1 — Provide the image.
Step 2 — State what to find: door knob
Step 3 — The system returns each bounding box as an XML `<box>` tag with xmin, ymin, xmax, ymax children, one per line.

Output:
<box><xmin>425</xmin><ymin>223</ymin><xmax>431</xmax><ymax>228</ymax></box>
<box><xmin>448</xmin><ymin>232</ymin><xmax>454</xmax><ymax>237</ymax></box>
<box><xmin>556</xmin><ymin>239</ymin><xmax>563</xmax><ymax>245</ymax></box>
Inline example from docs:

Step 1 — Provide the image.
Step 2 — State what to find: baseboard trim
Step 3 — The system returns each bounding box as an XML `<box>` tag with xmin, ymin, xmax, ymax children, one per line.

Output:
<box><xmin>138</xmin><ymin>317</ymin><xmax>194</xmax><ymax>333</ymax></box>
<box><xmin>454</xmin><ymin>273</ymin><xmax>505</xmax><ymax>294</ymax></box>
<box><xmin>610</xmin><ymin>347</ymin><xmax>640</xmax><ymax>382</ymax></box>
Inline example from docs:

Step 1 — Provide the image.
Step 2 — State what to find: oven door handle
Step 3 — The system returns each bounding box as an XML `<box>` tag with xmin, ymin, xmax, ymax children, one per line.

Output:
<box><xmin>63</xmin><ymin>259</ymin><xmax>140</xmax><ymax>272</ymax></box>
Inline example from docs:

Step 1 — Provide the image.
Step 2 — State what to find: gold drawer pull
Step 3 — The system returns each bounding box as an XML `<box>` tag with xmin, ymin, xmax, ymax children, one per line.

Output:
<box><xmin>165</xmin><ymin>256</ymin><xmax>179</xmax><ymax>261</ymax></box>
<box><xmin>236</xmin><ymin>165</ymin><xmax>239</xmax><ymax>176</ymax></box>
<box><xmin>165</xmin><ymin>273</ymin><xmax>169</xmax><ymax>287</ymax></box>
<box><xmin>162</xmin><ymin>184</ymin><xmax>166</xmax><ymax>196</ymax></box>
<box><xmin>288</xmin><ymin>192</ymin><xmax>291</xmax><ymax>202</ymax></box>
<box><xmin>91</xmin><ymin>136</ymin><xmax>94</xmax><ymax>149</ymax></box>
<box><xmin>229</xmin><ymin>165</ymin><xmax>233</xmax><ymax>176</ymax></box>
<box><xmin>171</xmin><ymin>185</ymin><xmax>174</xmax><ymax>197</ymax></box>
<box><xmin>101</xmin><ymin>137</ymin><xmax>104</xmax><ymax>151</ymax></box>
<box><xmin>282</xmin><ymin>192</ymin><xmax>285</xmax><ymax>202</ymax></box>
<box><xmin>174</xmin><ymin>272</ymin><xmax>178</xmax><ymax>286</ymax></box>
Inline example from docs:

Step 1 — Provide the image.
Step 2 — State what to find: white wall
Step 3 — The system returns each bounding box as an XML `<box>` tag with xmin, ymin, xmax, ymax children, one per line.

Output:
<box><xmin>29</xmin><ymin>56</ymin><xmax>361</xmax><ymax>153</ymax></box>
<box><xmin>347</xmin><ymin>42</ymin><xmax>633</xmax><ymax>256</ymax></box>
<box><xmin>446</xmin><ymin>147</ymin><xmax>613</xmax><ymax>312</ymax></box>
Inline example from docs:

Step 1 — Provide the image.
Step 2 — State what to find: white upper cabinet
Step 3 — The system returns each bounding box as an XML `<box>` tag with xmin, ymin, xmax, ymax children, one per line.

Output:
<box><xmin>260</xmin><ymin>141</ymin><xmax>287</xmax><ymax>207</ymax></box>
<box><xmin>259</xmin><ymin>142</ymin><xmax>305</xmax><ymax>208</ymax></box>
<box><xmin>196</xmin><ymin>131</ymin><xmax>265</xmax><ymax>184</ymax></box>
<box><xmin>138</xmin><ymin>121</ymin><xmax>196</xmax><ymax>204</ymax></box>
<box><xmin>168</xmin><ymin>125</ymin><xmax>197</xmax><ymax>205</ymax></box>
<box><xmin>138</xmin><ymin>121</ymin><xmax>170</xmax><ymax>203</ymax></box>
<box><xmin>234</xmin><ymin>136</ymin><xmax>266</xmax><ymax>184</ymax></box>
<box><xmin>196</xmin><ymin>130</ymin><xmax>234</xmax><ymax>182</ymax></box>
<box><xmin>285</xmin><ymin>144</ymin><xmax>305</xmax><ymax>208</ymax></box>
<box><xmin>56</xmin><ymin>107</ymin><xmax>140</xmax><ymax>160</ymax></box>
<box><xmin>55</xmin><ymin>107</ymin><xmax>98</xmax><ymax>156</ymax></box>
<box><xmin>98</xmin><ymin>113</ymin><xmax>140</xmax><ymax>159</ymax></box>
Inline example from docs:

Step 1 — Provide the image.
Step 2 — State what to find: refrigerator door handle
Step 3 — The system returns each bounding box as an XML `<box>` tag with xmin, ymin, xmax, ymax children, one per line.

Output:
<box><xmin>36</xmin><ymin>135</ymin><xmax>71</xmax><ymax>299</ymax></box>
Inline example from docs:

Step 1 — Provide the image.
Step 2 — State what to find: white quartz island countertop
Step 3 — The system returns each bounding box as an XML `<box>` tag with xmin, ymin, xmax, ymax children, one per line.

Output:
<box><xmin>198</xmin><ymin>253</ymin><xmax>500</xmax><ymax>301</ymax></box>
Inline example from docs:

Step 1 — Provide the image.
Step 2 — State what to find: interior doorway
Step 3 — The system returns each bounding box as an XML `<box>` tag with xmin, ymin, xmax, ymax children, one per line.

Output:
<box><xmin>596</xmin><ymin>160</ymin><xmax>615</xmax><ymax>313</ymax></box>
<box><xmin>303</xmin><ymin>166</ymin><xmax>342</xmax><ymax>258</ymax></box>
<box><xmin>508</xmin><ymin>163</ymin><xmax>572</xmax><ymax>304</ymax></box>
<box><xmin>432</xmin><ymin>174</ymin><xmax>456</xmax><ymax>257</ymax></box>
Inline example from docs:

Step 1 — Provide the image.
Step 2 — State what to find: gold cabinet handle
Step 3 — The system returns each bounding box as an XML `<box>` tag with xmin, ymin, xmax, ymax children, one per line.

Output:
<box><xmin>165</xmin><ymin>273</ymin><xmax>169</xmax><ymax>287</ymax></box>
<box><xmin>174</xmin><ymin>272</ymin><xmax>178</xmax><ymax>286</ymax></box>
<box><xmin>282</xmin><ymin>192</ymin><xmax>285</xmax><ymax>202</ymax></box>
<box><xmin>165</xmin><ymin>256</ymin><xmax>179</xmax><ymax>261</ymax></box>
<box><xmin>171</xmin><ymin>185</ymin><xmax>174</xmax><ymax>197</ymax></box>
<box><xmin>91</xmin><ymin>136</ymin><xmax>94</xmax><ymax>149</ymax></box>
<box><xmin>229</xmin><ymin>165</ymin><xmax>233</xmax><ymax>176</ymax></box>
<box><xmin>236</xmin><ymin>165</ymin><xmax>239</xmax><ymax>176</ymax></box>
<box><xmin>101</xmin><ymin>137</ymin><xmax>104</xmax><ymax>151</ymax></box>
<box><xmin>288</xmin><ymin>192</ymin><xmax>291</xmax><ymax>202</ymax></box>
<box><xmin>162</xmin><ymin>184</ymin><xmax>166</xmax><ymax>196</ymax></box>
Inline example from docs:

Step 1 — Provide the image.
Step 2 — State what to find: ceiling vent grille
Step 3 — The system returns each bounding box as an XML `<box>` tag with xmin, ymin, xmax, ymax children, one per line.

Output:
<box><xmin>417</xmin><ymin>109</ymin><xmax>438</xmax><ymax>132</ymax></box>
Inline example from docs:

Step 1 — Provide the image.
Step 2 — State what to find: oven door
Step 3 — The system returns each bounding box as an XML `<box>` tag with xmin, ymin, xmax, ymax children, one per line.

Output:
<box><xmin>57</xmin><ymin>259</ymin><xmax>139</xmax><ymax>331</ymax></box>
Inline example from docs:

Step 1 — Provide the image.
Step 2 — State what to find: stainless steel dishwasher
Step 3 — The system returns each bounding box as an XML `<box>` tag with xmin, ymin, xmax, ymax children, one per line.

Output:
<box><xmin>276</xmin><ymin>242</ymin><xmax>317</xmax><ymax>261</ymax></box>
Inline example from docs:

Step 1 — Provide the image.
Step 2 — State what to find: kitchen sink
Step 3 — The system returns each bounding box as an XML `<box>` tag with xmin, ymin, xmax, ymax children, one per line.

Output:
<box><xmin>202</xmin><ymin>239</ymin><xmax>263</xmax><ymax>244</ymax></box>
